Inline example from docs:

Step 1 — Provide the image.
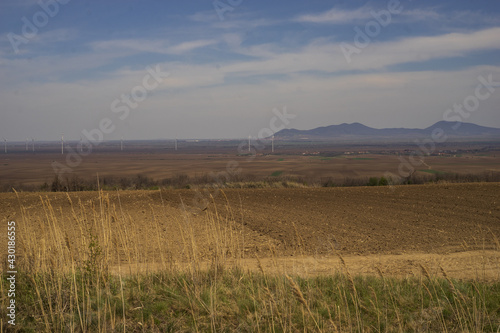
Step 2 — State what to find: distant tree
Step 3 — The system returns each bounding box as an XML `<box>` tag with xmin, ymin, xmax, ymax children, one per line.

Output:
<box><xmin>379</xmin><ymin>176</ymin><xmax>389</xmax><ymax>186</ymax></box>
<box><xmin>40</xmin><ymin>182</ymin><xmax>49</xmax><ymax>192</ymax></box>
<box><xmin>51</xmin><ymin>175</ymin><xmax>63</xmax><ymax>192</ymax></box>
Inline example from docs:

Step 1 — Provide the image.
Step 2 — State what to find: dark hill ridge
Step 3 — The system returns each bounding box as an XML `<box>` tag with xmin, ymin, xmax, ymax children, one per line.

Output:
<box><xmin>274</xmin><ymin>121</ymin><xmax>500</xmax><ymax>140</ymax></box>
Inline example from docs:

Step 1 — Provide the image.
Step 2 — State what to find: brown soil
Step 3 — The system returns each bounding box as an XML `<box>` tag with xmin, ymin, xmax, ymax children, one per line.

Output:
<box><xmin>1</xmin><ymin>183</ymin><xmax>499</xmax><ymax>280</ymax></box>
<box><xmin>2</xmin><ymin>151</ymin><xmax>500</xmax><ymax>187</ymax></box>
<box><xmin>214</xmin><ymin>183</ymin><xmax>500</xmax><ymax>255</ymax></box>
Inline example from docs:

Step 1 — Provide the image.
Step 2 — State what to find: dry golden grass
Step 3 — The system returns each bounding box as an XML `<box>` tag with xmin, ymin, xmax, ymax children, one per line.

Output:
<box><xmin>1</xmin><ymin>188</ymin><xmax>499</xmax><ymax>332</ymax></box>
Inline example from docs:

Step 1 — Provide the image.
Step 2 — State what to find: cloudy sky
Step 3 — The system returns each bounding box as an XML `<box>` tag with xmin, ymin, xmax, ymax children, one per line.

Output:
<box><xmin>1</xmin><ymin>0</ymin><xmax>500</xmax><ymax>140</ymax></box>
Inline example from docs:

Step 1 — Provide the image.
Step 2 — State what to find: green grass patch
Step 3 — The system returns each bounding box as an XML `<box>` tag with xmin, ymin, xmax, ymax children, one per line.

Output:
<box><xmin>309</xmin><ymin>156</ymin><xmax>332</xmax><ymax>161</ymax></box>
<box><xmin>277</xmin><ymin>158</ymin><xmax>284</xmax><ymax>161</ymax></box>
<box><xmin>5</xmin><ymin>268</ymin><xmax>500</xmax><ymax>332</ymax></box>
<box><xmin>350</xmin><ymin>157</ymin><xmax>375</xmax><ymax>160</ymax></box>
<box><xmin>270</xmin><ymin>170</ymin><xmax>283</xmax><ymax>177</ymax></box>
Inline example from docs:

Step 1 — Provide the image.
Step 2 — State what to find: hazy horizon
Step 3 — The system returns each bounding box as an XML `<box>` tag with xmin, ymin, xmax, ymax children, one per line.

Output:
<box><xmin>1</xmin><ymin>0</ymin><xmax>500</xmax><ymax>141</ymax></box>
<box><xmin>1</xmin><ymin>119</ymin><xmax>500</xmax><ymax>144</ymax></box>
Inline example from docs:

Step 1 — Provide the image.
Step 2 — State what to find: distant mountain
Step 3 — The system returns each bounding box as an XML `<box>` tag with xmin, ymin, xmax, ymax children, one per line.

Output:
<box><xmin>274</xmin><ymin>121</ymin><xmax>500</xmax><ymax>141</ymax></box>
<box><xmin>423</xmin><ymin>121</ymin><xmax>500</xmax><ymax>136</ymax></box>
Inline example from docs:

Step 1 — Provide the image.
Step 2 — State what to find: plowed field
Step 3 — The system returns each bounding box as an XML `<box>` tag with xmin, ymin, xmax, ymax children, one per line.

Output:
<box><xmin>1</xmin><ymin>183</ymin><xmax>499</xmax><ymax>280</ymax></box>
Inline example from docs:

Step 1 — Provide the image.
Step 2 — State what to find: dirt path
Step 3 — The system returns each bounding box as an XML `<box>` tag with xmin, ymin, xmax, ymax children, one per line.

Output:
<box><xmin>110</xmin><ymin>250</ymin><xmax>500</xmax><ymax>282</ymax></box>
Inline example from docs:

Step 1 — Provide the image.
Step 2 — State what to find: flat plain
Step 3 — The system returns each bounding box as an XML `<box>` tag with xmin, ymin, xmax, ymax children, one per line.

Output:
<box><xmin>1</xmin><ymin>141</ymin><xmax>500</xmax><ymax>331</ymax></box>
<box><xmin>1</xmin><ymin>141</ymin><xmax>500</xmax><ymax>279</ymax></box>
<box><xmin>1</xmin><ymin>140</ymin><xmax>500</xmax><ymax>188</ymax></box>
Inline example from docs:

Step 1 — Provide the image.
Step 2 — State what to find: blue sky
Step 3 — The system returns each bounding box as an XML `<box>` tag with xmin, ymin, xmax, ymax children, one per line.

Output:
<box><xmin>1</xmin><ymin>0</ymin><xmax>500</xmax><ymax>140</ymax></box>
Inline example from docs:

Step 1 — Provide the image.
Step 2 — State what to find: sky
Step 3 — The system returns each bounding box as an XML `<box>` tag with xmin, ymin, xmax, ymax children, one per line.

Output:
<box><xmin>1</xmin><ymin>0</ymin><xmax>500</xmax><ymax>140</ymax></box>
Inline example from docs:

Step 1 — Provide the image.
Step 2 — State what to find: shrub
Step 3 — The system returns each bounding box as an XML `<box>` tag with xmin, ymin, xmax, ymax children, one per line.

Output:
<box><xmin>379</xmin><ymin>176</ymin><xmax>389</xmax><ymax>186</ymax></box>
<box><xmin>368</xmin><ymin>177</ymin><xmax>379</xmax><ymax>186</ymax></box>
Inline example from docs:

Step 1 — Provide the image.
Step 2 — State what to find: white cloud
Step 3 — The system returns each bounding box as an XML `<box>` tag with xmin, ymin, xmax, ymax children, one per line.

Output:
<box><xmin>90</xmin><ymin>38</ymin><xmax>217</xmax><ymax>55</ymax></box>
<box><xmin>212</xmin><ymin>17</ymin><xmax>280</xmax><ymax>30</ymax></box>
<box><xmin>353</xmin><ymin>27</ymin><xmax>500</xmax><ymax>69</ymax></box>
<box><xmin>1</xmin><ymin>59</ymin><xmax>499</xmax><ymax>140</ymax></box>
<box><xmin>3</xmin><ymin>26</ymin><xmax>499</xmax><ymax>93</ymax></box>
<box><xmin>296</xmin><ymin>6</ymin><xmax>377</xmax><ymax>24</ymax></box>
<box><xmin>222</xmin><ymin>33</ymin><xmax>243</xmax><ymax>48</ymax></box>
<box><xmin>2</xmin><ymin>2</ymin><xmax>500</xmax><ymax>140</ymax></box>
<box><xmin>295</xmin><ymin>6</ymin><xmax>482</xmax><ymax>25</ymax></box>
<box><xmin>219</xmin><ymin>27</ymin><xmax>500</xmax><ymax>77</ymax></box>
<box><xmin>168</xmin><ymin>39</ymin><xmax>217</xmax><ymax>54</ymax></box>
<box><xmin>401</xmin><ymin>9</ymin><xmax>441</xmax><ymax>21</ymax></box>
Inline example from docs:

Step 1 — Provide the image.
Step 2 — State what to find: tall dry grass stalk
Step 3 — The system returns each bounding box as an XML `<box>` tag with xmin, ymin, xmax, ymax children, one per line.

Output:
<box><xmin>2</xmin><ymin>189</ymin><xmax>499</xmax><ymax>332</ymax></box>
<box><xmin>7</xmin><ymin>189</ymin><xmax>247</xmax><ymax>331</ymax></box>
<box><xmin>285</xmin><ymin>274</ymin><xmax>321</xmax><ymax>331</ymax></box>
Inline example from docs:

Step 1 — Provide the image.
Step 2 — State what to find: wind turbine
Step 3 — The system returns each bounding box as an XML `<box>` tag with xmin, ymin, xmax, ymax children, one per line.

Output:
<box><xmin>120</xmin><ymin>137</ymin><xmax>123</xmax><ymax>151</ymax></box>
<box><xmin>3</xmin><ymin>138</ymin><xmax>6</xmax><ymax>153</ymax></box>
<box><xmin>174</xmin><ymin>138</ymin><xmax>178</xmax><ymax>151</ymax></box>
<box><xmin>271</xmin><ymin>135</ymin><xmax>274</xmax><ymax>153</ymax></box>
<box><xmin>79</xmin><ymin>137</ymin><xmax>83</xmax><ymax>153</ymax></box>
<box><xmin>248</xmin><ymin>135</ymin><xmax>251</xmax><ymax>152</ymax></box>
<box><xmin>61</xmin><ymin>133</ymin><xmax>64</xmax><ymax>155</ymax></box>
<box><xmin>26</xmin><ymin>138</ymin><xmax>29</xmax><ymax>151</ymax></box>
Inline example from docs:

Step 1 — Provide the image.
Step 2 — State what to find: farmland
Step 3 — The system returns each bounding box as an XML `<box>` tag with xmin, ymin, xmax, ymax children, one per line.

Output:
<box><xmin>1</xmin><ymin>140</ymin><xmax>500</xmax><ymax>190</ymax></box>
<box><xmin>1</xmin><ymin>182</ymin><xmax>500</xmax><ymax>331</ymax></box>
<box><xmin>2</xmin><ymin>182</ymin><xmax>499</xmax><ymax>275</ymax></box>
<box><xmin>1</xmin><ymin>141</ymin><xmax>500</xmax><ymax>331</ymax></box>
